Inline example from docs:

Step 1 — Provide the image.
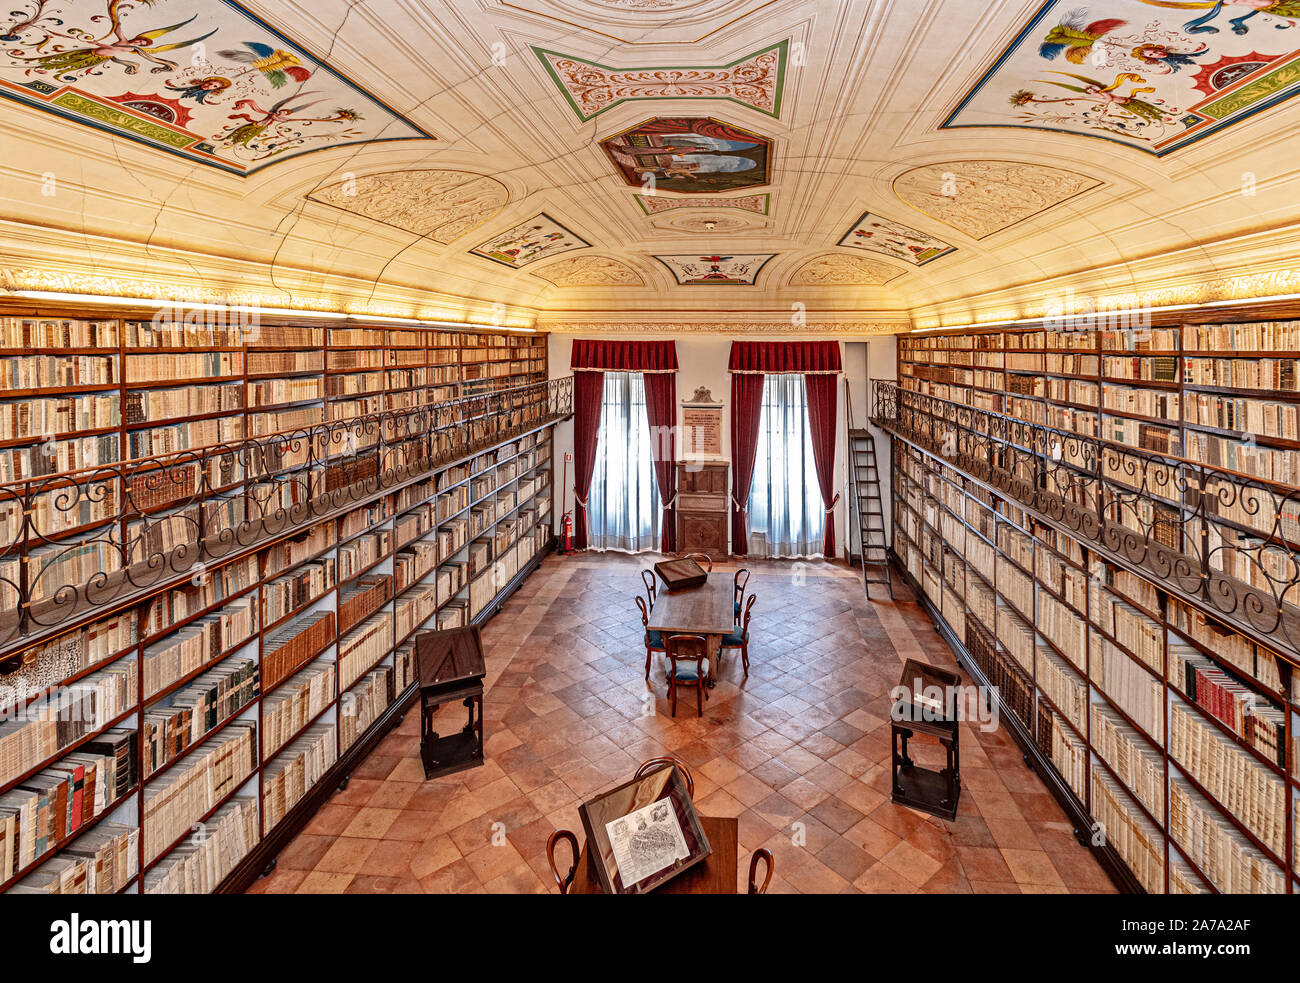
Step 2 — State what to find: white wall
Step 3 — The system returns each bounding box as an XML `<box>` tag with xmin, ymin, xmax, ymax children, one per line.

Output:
<box><xmin>547</xmin><ymin>333</ymin><xmax>897</xmax><ymax>558</ymax></box>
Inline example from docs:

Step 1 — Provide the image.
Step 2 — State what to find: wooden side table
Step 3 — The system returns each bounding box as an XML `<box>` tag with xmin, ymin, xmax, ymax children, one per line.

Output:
<box><xmin>415</xmin><ymin>625</ymin><xmax>487</xmax><ymax>780</ymax></box>
<box><xmin>890</xmin><ymin>659</ymin><xmax>962</xmax><ymax>820</ymax></box>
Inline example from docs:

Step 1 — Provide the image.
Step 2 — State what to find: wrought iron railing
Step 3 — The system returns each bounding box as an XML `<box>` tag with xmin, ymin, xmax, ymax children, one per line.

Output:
<box><xmin>871</xmin><ymin>380</ymin><xmax>1300</xmax><ymax>663</ymax></box>
<box><xmin>0</xmin><ymin>376</ymin><xmax>573</xmax><ymax>660</ymax></box>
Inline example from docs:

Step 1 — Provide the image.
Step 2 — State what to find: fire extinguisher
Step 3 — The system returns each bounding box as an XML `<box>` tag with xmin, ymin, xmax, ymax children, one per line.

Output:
<box><xmin>559</xmin><ymin>451</ymin><xmax>574</xmax><ymax>554</ymax></box>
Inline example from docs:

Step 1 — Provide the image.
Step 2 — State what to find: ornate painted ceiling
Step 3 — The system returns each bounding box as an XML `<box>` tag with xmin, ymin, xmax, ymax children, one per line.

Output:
<box><xmin>1</xmin><ymin>0</ymin><xmax>1299</xmax><ymax>332</ymax></box>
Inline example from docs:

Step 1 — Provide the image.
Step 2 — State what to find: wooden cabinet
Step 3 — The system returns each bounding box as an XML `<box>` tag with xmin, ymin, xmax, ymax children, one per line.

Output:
<box><xmin>676</xmin><ymin>461</ymin><xmax>729</xmax><ymax>559</ymax></box>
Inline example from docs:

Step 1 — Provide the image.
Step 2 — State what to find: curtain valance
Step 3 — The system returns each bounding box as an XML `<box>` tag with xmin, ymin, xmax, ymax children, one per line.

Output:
<box><xmin>727</xmin><ymin>341</ymin><xmax>842</xmax><ymax>374</ymax></box>
<box><xmin>570</xmin><ymin>340</ymin><xmax>679</xmax><ymax>373</ymax></box>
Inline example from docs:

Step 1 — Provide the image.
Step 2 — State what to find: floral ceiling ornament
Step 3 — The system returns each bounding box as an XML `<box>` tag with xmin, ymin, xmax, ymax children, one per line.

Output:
<box><xmin>534</xmin><ymin>40</ymin><xmax>788</xmax><ymax>121</ymax></box>
<box><xmin>530</xmin><ymin>255</ymin><xmax>644</xmax><ymax>287</ymax></box>
<box><xmin>893</xmin><ymin>160</ymin><xmax>1102</xmax><ymax>239</ymax></box>
<box><xmin>308</xmin><ymin>170</ymin><xmax>508</xmax><ymax>243</ymax></box>
<box><xmin>788</xmin><ymin>253</ymin><xmax>904</xmax><ymax>287</ymax></box>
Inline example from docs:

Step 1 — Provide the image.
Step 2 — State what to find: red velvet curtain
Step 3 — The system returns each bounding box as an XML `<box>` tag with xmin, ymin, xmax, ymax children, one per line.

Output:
<box><xmin>571</xmin><ymin>371</ymin><xmax>605</xmax><ymax>551</ymax></box>
<box><xmin>571</xmin><ymin>340</ymin><xmax>678</xmax><ymax>373</ymax></box>
<box><xmin>570</xmin><ymin>339</ymin><xmax>679</xmax><ymax>552</ymax></box>
<box><xmin>642</xmin><ymin>373</ymin><xmax>677</xmax><ymax>552</ymax></box>
<box><xmin>728</xmin><ymin>341</ymin><xmax>841</xmax><ymax>374</ymax></box>
<box><xmin>804</xmin><ymin>373</ymin><xmax>840</xmax><ymax>558</ymax></box>
<box><xmin>729</xmin><ymin>372</ymin><xmax>765</xmax><ymax>556</ymax></box>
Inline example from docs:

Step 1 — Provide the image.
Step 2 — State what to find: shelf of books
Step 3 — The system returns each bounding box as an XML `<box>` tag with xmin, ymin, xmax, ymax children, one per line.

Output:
<box><xmin>0</xmin><ymin>308</ymin><xmax>559</xmax><ymax>895</ymax></box>
<box><xmin>883</xmin><ymin>314</ymin><xmax>1300</xmax><ymax>895</ymax></box>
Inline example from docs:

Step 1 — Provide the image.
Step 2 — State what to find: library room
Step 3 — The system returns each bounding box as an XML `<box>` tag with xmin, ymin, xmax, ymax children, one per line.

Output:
<box><xmin>0</xmin><ymin>0</ymin><xmax>1295</xmax><ymax>963</ymax></box>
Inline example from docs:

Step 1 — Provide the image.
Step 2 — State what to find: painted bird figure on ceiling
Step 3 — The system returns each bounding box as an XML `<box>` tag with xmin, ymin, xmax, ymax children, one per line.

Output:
<box><xmin>14</xmin><ymin>0</ymin><xmax>217</xmax><ymax>79</ymax></box>
<box><xmin>1040</xmin><ymin>8</ymin><xmax>1128</xmax><ymax>62</ymax></box>
<box><xmin>217</xmin><ymin>42</ymin><xmax>312</xmax><ymax>88</ymax></box>
<box><xmin>1138</xmin><ymin>0</ymin><xmax>1300</xmax><ymax>34</ymax></box>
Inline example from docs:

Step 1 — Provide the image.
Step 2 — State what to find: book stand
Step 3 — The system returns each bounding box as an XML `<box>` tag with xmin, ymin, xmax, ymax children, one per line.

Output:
<box><xmin>890</xmin><ymin>659</ymin><xmax>962</xmax><ymax>821</ymax></box>
<box><xmin>415</xmin><ymin>625</ymin><xmax>487</xmax><ymax>780</ymax></box>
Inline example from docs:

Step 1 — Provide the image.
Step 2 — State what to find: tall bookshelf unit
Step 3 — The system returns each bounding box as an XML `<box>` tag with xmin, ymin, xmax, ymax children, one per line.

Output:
<box><xmin>880</xmin><ymin>306</ymin><xmax>1300</xmax><ymax>894</ymax></box>
<box><xmin>0</xmin><ymin>305</ymin><xmax>560</xmax><ymax>895</ymax></box>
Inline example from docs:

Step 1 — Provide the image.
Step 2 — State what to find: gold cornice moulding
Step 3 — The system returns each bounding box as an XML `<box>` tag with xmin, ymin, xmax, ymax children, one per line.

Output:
<box><xmin>537</xmin><ymin>319</ymin><xmax>909</xmax><ymax>336</ymax></box>
<box><xmin>912</xmin><ymin>269</ymin><xmax>1300</xmax><ymax>331</ymax></box>
<box><xmin>0</xmin><ymin>268</ymin><xmax>538</xmax><ymax>329</ymax></box>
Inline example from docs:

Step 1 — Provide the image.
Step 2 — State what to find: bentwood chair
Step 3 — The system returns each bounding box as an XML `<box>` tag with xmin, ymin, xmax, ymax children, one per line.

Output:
<box><xmin>684</xmin><ymin>552</ymin><xmax>714</xmax><ymax>573</ymax></box>
<box><xmin>640</xmin><ymin>569</ymin><xmax>658</xmax><ymax>610</ymax></box>
<box><xmin>634</xmin><ymin>755</ymin><xmax>695</xmax><ymax>799</ymax></box>
<box><xmin>637</xmin><ymin>594</ymin><xmax>667</xmax><ymax>680</ymax></box>
<box><xmin>665</xmin><ymin>634</ymin><xmax>710</xmax><ymax>717</ymax></box>
<box><xmin>748</xmin><ymin>848</ymin><xmax>774</xmax><ymax>894</ymax></box>
<box><xmin>733</xmin><ymin>568</ymin><xmax>750</xmax><ymax>623</ymax></box>
<box><xmin>720</xmin><ymin>594</ymin><xmax>756</xmax><ymax>677</ymax></box>
<box><xmin>547</xmin><ymin>829</ymin><xmax>579</xmax><ymax>894</ymax></box>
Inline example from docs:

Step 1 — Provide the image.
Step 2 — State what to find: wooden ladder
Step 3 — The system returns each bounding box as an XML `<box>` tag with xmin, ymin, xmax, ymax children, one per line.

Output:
<box><xmin>850</xmin><ymin>427</ymin><xmax>893</xmax><ymax>600</ymax></box>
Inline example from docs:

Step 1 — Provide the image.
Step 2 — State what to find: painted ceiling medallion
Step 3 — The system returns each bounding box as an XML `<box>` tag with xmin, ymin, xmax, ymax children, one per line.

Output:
<box><xmin>635</xmin><ymin>193</ymin><xmax>770</xmax><ymax>215</ymax></box>
<box><xmin>602</xmin><ymin>117</ymin><xmax>773</xmax><ymax>195</ymax></box>
<box><xmin>789</xmin><ymin>253</ymin><xmax>903</xmax><ymax>287</ymax></box>
<box><xmin>944</xmin><ymin>0</ymin><xmax>1300</xmax><ymax>156</ymax></box>
<box><xmin>655</xmin><ymin>253</ymin><xmax>774</xmax><ymax>285</ymax></box>
<box><xmin>469</xmin><ymin>213</ymin><xmax>590</xmax><ymax>269</ymax></box>
<box><xmin>308</xmin><ymin>170</ymin><xmax>508</xmax><ymax>243</ymax></box>
<box><xmin>534</xmin><ymin>41</ymin><xmax>787</xmax><ymax>121</ymax></box>
<box><xmin>0</xmin><ymin>0</ymin><xmax>431</xmax><ymax>175</ymax></box>
<box><xmin>838</xmin><ymin>212</ymin><xmax>956</xmax><ymax>266</ymax></box>
<box><xmin>893</xmin><ymin>161</ymin><xmax>1101</xmax><ymax>239</ymax></box>
<box><xmin>656</xmin><ymin>213</ymin><xmax>759</xmax><ymax>234</ymax></box>
<box><xmin>531</xmin><ymin>255</ymin><xmax>644</xmax><ymax>287</ymax></box>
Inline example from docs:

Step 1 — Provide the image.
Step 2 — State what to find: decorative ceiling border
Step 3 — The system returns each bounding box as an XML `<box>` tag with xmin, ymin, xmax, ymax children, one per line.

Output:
<box><xmin>533</xmin><ymin>40</ymin><xmax>788</xmax><ymax>122</ymax></box>
<box><xmin>635</xmin><ymin>193</ymin><xmax>771</xmax><ymax>215</ymax></box>
<box><xmin>500</xmin><ymin>0</ymin><xmax>783</xmax><ymax>45</ymax></box>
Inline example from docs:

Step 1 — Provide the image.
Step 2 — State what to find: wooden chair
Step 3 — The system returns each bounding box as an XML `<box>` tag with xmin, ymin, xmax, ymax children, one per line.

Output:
<box><xmin>633</xmin><ymin>755</ymin><xmax>695</xmax><ymax>799</ymax></box>
<box><xmin>748</xmin><ymin>848</ymin><xmax>774</xmax><ymax>894</ymax></box>
<box><xmin>665</xmin><ymin>634</ymin><xmax>709</xmax><ymax>717</ymax></box>
<box><xmin>640</xmin><ymin>569</ymin><xmax>658</xmax><ymax>610</ymax></box>
<box><xmin>636</xmin><ymin>594</ymin><xmax>667</xmax><ymax>680</ymax></box>
<box><xmin>684</xmin><ymin>552</ymin><xmax>713</xmax><ymax>573</ymax></box>
<box><xmin>547</xmin><ymin>829</ymin><xmax>579</xmax><ymax>894</ymax></box>
<box><xmin>733</xmin><ymin>568</ymin><xmax>750</xmax><ymax>623</ymax></box>
<box><xmin>720</xmin><ymin>594</ymin><xmax>756</xmax><ymax>677</ymax></box>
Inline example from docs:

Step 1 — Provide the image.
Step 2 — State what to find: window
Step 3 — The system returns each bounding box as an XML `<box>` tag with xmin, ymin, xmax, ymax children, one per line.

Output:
<box><xmin>747</xmin><ymin>374</ymin><xmax>824</xmax><ymax>557</ymax></box>
<box><xmin>589</xmin><ymin>372</ymin><xmax>661</xmax><ymax>552</ymax></box>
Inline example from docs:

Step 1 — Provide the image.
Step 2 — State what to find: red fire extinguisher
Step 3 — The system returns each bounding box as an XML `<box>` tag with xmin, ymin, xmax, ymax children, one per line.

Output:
<box><xmin>559</xmin><ymin>452</ymin><xmax>574</xmax><ymax>554</ymax></box>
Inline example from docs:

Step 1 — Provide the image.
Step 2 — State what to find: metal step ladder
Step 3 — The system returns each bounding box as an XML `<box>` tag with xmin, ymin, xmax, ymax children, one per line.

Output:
<box><xmin>850</xmin><ymin>426</ymin><xmax>893</xmax><ymax>600</ymax></box>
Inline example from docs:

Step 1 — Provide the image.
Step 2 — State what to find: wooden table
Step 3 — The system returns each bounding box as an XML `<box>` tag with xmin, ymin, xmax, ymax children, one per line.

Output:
<box><xmin>647</xmin><ymin>578</ymin><xmax>735</xmax><ymax>686</ymax></box>
<box><xmin>570</xmin><ymin>816</ymin><xmax>738</xmax><ymax>895</ymax></box>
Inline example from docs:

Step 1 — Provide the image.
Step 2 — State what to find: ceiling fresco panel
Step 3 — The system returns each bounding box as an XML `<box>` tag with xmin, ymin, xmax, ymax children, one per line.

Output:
<box><xmin>0</xmin><ymin>0</ymin><xmax>432</xmax><ymax>175</ymax></box>
<box><xmin>943</xmin><ymin>0</ymin><xmax>1300</xmax><ymax>155</ymax></box>
<box><xmin>533</xmin><ymin>40</ymin><xmax>787</xmax><ymax>121</ymax></box>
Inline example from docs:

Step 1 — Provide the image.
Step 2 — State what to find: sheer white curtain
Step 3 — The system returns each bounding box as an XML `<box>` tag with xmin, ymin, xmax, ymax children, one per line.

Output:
<box><xmin>589</xmin><ymin>372</ymin><xmax>661</xmax><ymax>553</ymax></box>
<box><xmin>747</xmin><ymin>374</ymin><xmax>824</xmax><ymax>557</ymax></box>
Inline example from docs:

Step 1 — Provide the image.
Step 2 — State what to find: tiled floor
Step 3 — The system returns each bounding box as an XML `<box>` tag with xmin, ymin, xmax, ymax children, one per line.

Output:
<box><xmin>250</xmin><ymin>553</ymin><xmax>1117</xmax><ymax>894</ymax></box>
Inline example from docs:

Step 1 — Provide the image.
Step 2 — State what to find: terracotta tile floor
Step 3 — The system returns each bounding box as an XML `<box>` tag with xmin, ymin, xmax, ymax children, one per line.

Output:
<box><xmin>249</xmin><ymin>553</ymin><xmax>1117</xmax><ymax>895</ymax></box>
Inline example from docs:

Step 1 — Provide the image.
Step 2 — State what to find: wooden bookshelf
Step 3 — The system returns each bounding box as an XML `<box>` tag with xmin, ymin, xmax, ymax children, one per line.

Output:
<box><xmin>883</xmin><ymin>311</ymin><xmax>1300</xmax><ymax>894</ymax></box>
<box><xmin>0</xmin><ymin>306</ymin><xmax>558</xmax><ymax>894</ymax></box>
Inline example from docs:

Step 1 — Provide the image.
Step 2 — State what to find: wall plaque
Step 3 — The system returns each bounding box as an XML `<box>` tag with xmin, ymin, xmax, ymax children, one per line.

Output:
<box><xmin>681</xmin><ymin>388</ymin><xmax>723</xmax><ymax>458</ymax></box>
